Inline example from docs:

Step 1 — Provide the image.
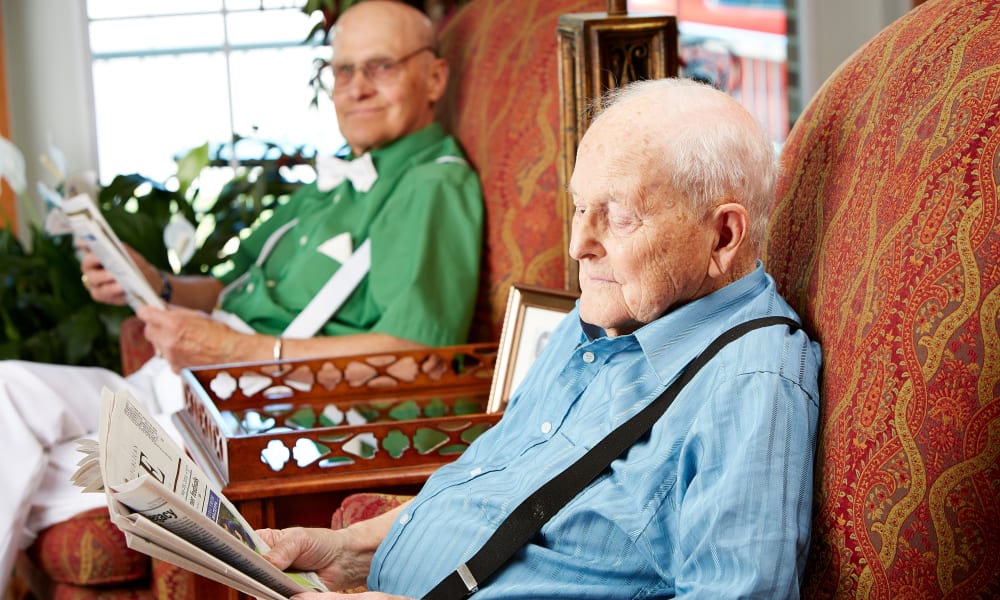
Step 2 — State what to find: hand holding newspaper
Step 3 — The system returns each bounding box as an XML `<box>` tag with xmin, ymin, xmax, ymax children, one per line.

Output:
<box><xmin>73</xmin><ymin>388</ymin><xmax>327</xmax><ymax>599</ymax></box>
<box><xmin>59</xmin><ymin>192</ymin><xmax>165</xmax><ymax>311</ymax></box>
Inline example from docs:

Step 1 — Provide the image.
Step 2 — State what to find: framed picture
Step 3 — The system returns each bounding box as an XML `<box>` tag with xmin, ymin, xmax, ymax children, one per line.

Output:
<box><xmin>487</xmin><ymin>284</ymin><xmax>579</xmax><ymax>413</ymax></box>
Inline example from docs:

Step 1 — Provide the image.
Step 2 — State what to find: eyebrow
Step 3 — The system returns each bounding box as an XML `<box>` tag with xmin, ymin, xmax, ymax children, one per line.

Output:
<box><xmin>332</xmin><ymin>53</ymin><xmax>394</xmax><ymax>65</ymax></box>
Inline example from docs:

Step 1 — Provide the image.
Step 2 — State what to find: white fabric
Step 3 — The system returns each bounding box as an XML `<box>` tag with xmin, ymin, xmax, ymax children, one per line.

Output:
<box><xmin>214</xmin><ymin>234</ymin><xmax>372</xmax><ymax>341</ymax></box>
<box><xmin>282</xmin><ymin>238</ymin><xmax>371</xmax><ymax>339</ymax></box>
<box><xmin>315</xmin><ymin>152</ymin><xmax>378</xmax><ymax>192</ymax></box>
<box><xmin>317</xmin><ymin>231</ymin><xmax>353</xmax><ymax>264</ymax></box>
<box><xmin>0</xmin><ymin>356</ymin><xmax>183</xmax><ymax>591</ymax></box>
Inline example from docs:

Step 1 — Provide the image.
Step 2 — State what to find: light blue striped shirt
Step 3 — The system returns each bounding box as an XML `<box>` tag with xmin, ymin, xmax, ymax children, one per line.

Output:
<box><xmin>369</xmin><ymin>264</ymin><xmax>821</xmax><ymax>599</ymax></box>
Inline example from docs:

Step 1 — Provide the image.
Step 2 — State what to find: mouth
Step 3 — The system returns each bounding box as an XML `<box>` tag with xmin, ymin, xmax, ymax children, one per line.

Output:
<box><xmin>581</xmin><ymin>273</ymin><xmax>617</xmax><ymax>287</ymax></box>
<box><xmin>344</xmin><ymin>105</ymin><xmax>386</xmax><ymax>118</ymax></box>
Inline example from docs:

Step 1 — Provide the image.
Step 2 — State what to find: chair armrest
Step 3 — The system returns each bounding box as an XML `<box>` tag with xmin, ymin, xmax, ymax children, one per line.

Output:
<box><xmin>120</xmin><ymin>315</ymin><xmax>155</xmax><ymax>376</ymax></box>
<box><xmin>329</xmin><ymin>493</ymin><xmax>413</xmax><ymax>530</ymax></box>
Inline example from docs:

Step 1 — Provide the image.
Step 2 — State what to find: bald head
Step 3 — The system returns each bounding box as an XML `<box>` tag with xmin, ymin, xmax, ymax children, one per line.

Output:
<box><xmin>335</xmin><ymin>1</ymin><xmax>436</xmax><ymax>51</ymax></box>
<box><xmin>330</xmin><ymin>1</ymin><xmax>448</xmax><ymax>155</ymax></box>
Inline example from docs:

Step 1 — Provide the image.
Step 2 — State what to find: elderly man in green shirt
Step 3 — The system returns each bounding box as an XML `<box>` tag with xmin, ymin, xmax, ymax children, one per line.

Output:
<box><xmin>88</xmin><ymin>0</ymin><xmax>483</xmax><ymax>367</ymax></box>
<box><xmin>0</xmin><ymin>1</ymin><xmax>483</xmax><ymax>587</ymax></box>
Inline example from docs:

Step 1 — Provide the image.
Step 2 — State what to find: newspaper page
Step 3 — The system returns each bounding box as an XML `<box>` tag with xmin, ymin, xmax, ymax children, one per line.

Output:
<box><xmin>61</xmin><ymin>193</ymin><xmax>165</xmax><ymax>311</ymax></box>
<box><xmin>74</xmin><ymin>388</ymin><xmax>327</xmax><ymax>598</ymax></box>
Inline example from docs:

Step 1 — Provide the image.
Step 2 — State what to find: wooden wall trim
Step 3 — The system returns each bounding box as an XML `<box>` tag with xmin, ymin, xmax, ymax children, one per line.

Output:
<box><xmin>0</xmin><ymin>4</ymin><xmax>15</xmax><ymax>231</ymax></box>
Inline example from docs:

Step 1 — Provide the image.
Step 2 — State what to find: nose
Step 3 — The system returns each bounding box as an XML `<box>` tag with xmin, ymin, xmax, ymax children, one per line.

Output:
<box><xmin>569</xmin><ymin>209</ymin><xmax>603</xmax><ymax>261</ymax></box>
<box><xmin>334</xmin><ymin>69</ymin><xmax>376</xmax><ymax>100</ymax></box>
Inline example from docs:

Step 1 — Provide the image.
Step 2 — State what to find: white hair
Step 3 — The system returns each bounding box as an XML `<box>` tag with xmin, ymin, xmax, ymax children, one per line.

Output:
<box><xmin>598</xmin><ymin>78</ymin><xmax>777</xmax><ymax>248</ymax></box>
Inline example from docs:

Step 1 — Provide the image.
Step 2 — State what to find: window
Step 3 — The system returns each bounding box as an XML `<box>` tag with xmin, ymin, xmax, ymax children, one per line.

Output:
<box><xmin>628</xmin><ymin>0</ymin><xmax>789</xmax><ymax>142</ymax></box>
<box><xmin>87</xmin><ymin>0</ymin><xmax>341</xmax><ymax>185</ymax></box>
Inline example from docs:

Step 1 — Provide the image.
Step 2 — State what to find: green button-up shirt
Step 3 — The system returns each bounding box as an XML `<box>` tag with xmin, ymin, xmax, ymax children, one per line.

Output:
<box><xmin>218</xmin><ymin>123</ymin><xmax>484</xmax><ymax>346</ymax></box>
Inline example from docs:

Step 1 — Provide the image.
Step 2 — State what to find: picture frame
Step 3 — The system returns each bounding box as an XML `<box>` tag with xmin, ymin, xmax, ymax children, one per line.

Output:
<box><xmin>487</xmin><ymin>284</ymin><xmax>579</xmax><ymax>413</ymax></box>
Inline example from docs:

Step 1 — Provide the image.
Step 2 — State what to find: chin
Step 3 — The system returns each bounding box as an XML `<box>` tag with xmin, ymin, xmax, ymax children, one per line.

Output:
<box><xmin>577</xmin><ymin>303</ymin><xmax>609</xmax><ymax>330</ymax></box>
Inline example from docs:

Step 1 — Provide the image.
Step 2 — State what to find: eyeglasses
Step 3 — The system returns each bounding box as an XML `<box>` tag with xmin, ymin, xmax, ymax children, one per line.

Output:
<box><xmin>331</xmin><ymin>46</ymin><xmax>436</xmax><ymax>87</ymax></box>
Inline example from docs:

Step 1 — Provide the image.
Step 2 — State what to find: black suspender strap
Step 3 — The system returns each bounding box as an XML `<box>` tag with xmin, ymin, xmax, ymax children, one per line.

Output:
<box><xmin>423</xmin><ymin>316</ymin><xmax>802</xmax><ymax>600</ymax></box>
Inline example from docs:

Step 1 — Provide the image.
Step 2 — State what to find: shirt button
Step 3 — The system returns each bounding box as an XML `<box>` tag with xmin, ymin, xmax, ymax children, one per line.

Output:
<box><xmin>541</xmin><ymin>422</ymin><xmax>552</xmax><ymax>434</ymax></box>
<box><xmin>582</xmin><ymin>351</ymin><xmax>596</xmax><ymax>363</ymax></box>
<box><xmin>266</xmin><ymin>279</ymin><xmax>277</xmax><ymax>288</ymax></box>
<box><xmin>246</xmin><ymin>283</ymin><xmax>255</xmax><ymax>293</ymax></box>
<box><xmin>398</xmin><ymin>513</ymin><xmax>410</xmax><ymax>525</ymax></box>
<box><xmin>299</xmin><ymin>235</ymin><xmax>308</xmax><ymax>246</ymax></box>
<box><xmin>469</xmin><ymin>467</ymin><xmax>482</xmax><ymax>477</ymax></box>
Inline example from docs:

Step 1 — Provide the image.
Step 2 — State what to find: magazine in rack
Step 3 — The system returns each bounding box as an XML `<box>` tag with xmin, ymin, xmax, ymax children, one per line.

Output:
<box><xmin>73</xmin><ymin>388</ymin><xmax>328</xmax><ymax>599</ymax></box>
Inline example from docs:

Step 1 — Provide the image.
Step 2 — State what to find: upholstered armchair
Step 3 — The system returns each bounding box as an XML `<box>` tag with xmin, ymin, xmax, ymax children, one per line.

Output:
<box><xmin>12</xmin><ymin>0</ymin><xmax>613</xmax><ymax>598</ymax></box>
<box><xmin>765</xmin><ymin>0</ymin><xmax>1000</xmax><ymax>597</ymax></box>
<box><xmin>326</xmin><ymin>1</ymin><xmax>1000</xmax><ymax>598</ymax></box>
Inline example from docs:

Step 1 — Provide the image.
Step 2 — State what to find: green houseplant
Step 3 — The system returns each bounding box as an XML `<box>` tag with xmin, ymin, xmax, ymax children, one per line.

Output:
<box><xmin>0</xmin><ymin>138</ymin><xmax>310</xmax><ymax>371</ymax></box>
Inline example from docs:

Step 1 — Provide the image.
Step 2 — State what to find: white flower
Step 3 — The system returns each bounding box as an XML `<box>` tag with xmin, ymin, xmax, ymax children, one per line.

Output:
<box><xmin>0</xmin><ymin>135</ymin><xmax>27</xmax><ymax>194</ymax></box>
<box><xmin>164</xmin><ymin>215</ymin><xmax>197</xmax><ymax>270</ymax></box>
<box><xmin>44</xmin><ymin>207</ymin><xmax>73</xmax><ymax>236</ymax></box>
<box><xmin>37</xmin><ymin>182</ymin><xmax>72</xmax><ymax>235</ymax></box>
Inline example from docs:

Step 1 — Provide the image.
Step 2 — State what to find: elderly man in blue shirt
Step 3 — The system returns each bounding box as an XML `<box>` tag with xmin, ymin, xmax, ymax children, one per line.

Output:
<box><xmin>259</xmin><ymin>77</ymin><xmax>822</xmax><ymax>599</ymax></box>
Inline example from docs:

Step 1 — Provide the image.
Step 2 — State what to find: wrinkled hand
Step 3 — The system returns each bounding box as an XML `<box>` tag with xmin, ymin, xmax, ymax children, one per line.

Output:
<box><xmin>135</xmin><ymin>304</ymin><xmax>249</xmax><ymax>372</ymax></box>
<box><xmin>257</xmin><ymin>527</ymin><xmax>399</xmax><ymax>597</ymax></box>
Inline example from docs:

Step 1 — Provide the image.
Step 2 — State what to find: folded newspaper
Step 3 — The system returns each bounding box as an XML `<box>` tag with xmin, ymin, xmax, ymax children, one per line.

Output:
<box><xmin>73</xmin><ymin>388</ymin><xmax>327</xmax><ymax>599</ymax></box>
<box><xmin>61</xmin><ymin>193</ymin><xmax>165</xmax><ymax>311</ymax></box>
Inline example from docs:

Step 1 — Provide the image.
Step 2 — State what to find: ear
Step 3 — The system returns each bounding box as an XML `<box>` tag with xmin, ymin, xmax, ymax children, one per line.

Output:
<box><xmin>706</xmin><ymin>202</ymin><xmax>749</xmax><ymax>279</ymax></box>
<box><xmin>426</xmin><ymin>57</ymin><xmax>449</xmax><ymax>104</ymax></box>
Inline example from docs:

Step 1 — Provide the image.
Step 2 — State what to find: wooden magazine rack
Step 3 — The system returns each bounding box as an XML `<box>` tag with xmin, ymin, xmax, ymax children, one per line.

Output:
<box><xmin>174</xmin><ymin>343</ymin><xmax>499</xmax><ymax>502</ymax></box>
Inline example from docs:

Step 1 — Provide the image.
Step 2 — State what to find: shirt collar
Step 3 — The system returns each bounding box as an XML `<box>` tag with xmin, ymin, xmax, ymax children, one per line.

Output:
<box><xmin>342</xmin><ymin>122</ymin><xmax>447</xmax><ymax>173</ymax></box>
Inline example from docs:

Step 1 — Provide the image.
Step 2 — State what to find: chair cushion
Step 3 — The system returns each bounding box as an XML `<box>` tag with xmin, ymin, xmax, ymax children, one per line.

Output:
<box><xmin>436</xmin><ymin>0</ymin><xmax>605</xmax><ymax>341</ymax></box>
<box><xmin>329</xmin><ymin>493</ymin><xmax>412</xmax><ymax>530</ymax></box>
<box><xmin>26</xmin><ymin>507</ymin><xmax>149</xmax><ymax>586</ymax></box>
<box><xmin>765</xmin><ymin>0</ymin><xmax>1000</xmax><ymax>597</ymax></box>
<box><xmin>149</xmin><ymin>556</ymin><xmax>195</xmax><ymax>599</ymax></box>
<box><xmin>119</xmin><ymin>315</ymin><xmax>154</xmax><ymax>376</ymax></box>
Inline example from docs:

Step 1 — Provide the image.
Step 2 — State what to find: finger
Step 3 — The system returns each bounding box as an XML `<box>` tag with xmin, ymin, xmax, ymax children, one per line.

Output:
<box><xmin>260</xmin><ymin>540</ymin><xmax>297</xmax><ymax>571</ymax></box>
<box><xmin>135</xmin><ymin>303</ymin><xmax>170</xmax><ymax>323</ymax></box>
<box><xmin>257</xmin><ymin>529</ymin><xmax>279</xmax><ymax>545</ymax></box>
<box><xmin>80</xmin><ymin>252</ymin><xmax>105</xmax><ymax>273</ymax></box>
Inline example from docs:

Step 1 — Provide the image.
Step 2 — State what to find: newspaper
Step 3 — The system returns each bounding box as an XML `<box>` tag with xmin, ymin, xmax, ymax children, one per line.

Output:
<box><xmin>61</xmin><ymin>193</ymin><xmax>165</xmax><ymax>311</ymax></box>
<box><xmin>73</xmin><ymin>388</ymin><xmax>327</xmax><ymax>599</ymax></box>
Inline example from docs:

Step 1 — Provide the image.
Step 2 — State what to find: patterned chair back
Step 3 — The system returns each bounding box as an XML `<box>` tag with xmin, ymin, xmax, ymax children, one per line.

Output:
<box><xmin>765</xmin><ymin>0</ymin><xmax>1000</xmax><ymax>597</ymax></box>
<box><xmin>436</xmin><ymin>0</ymin><xmax>605</xmax><ymax>342</ymax></box>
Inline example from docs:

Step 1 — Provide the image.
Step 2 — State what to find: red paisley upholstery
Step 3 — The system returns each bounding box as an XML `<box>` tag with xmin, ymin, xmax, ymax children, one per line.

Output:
<box><xmin>14</xmin><ymin>508</ymin><xmax>153</xmax><ymax>599</ymax></box>
<box><xmin>436</xmin><ymin>0</ymin><xmax>604</xmax><ymax>342</ymax></box>
<box><xmin>764</xmin><ymin>0</ymin><xmax>1000</xmax><ymax>597</ymax></box>
<box><xmin>119</xmin><ymin>314</ymin><xmax>153</xmax><ymax>377</ymax></box>
<box><xmin>149</xmin><ymin>555</ymin><xmax>195</xmax><ymax>599</ymax></box>
<box><xmin>329</xmin><ymin>493</ymin><xmax>411</xmax><ymax>530</ymax></box>
<box><xmin>26</xmin><ymin>508</ymin><xmax>149</xmax><ymax>586</ymax></box>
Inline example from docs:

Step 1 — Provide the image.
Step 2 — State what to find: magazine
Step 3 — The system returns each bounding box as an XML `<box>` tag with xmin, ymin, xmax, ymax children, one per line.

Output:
<box><xmin>73</xmin><ymin>388</ymin><xmax>327</xmax><ymax>599</ymax></box>
<box><xmin>61</xmin><ymin>193</ymin><xmax>165</xmax><ymax>311</ymax></box>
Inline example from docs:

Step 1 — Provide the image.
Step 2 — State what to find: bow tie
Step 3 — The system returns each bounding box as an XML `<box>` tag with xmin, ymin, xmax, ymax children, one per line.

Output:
<box><xmin>315</xmin><ymin>153</ymin><xmax>378</xmax><ymax>193</ymax></box>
